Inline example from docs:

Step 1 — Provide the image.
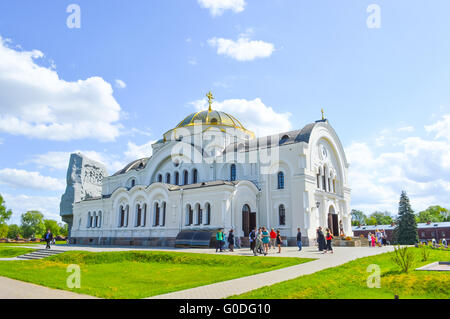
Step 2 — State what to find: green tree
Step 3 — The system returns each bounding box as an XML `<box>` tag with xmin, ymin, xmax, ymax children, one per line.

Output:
<box><xmin>393</xmin><ymin>191</ymin><xmax>418</xmax><ymax>245</ymax></box>
<box><xmin>416</xmin><ymin>206</ymin><xmax>449</xmax><ymax>223</ymax></box>
<box><xmin>20</xmin><ymin>211</ymin><xmax>45</xmax><ymax>238</ymax></box>
<box><xmin>367</xmin><ymin>211</ymin><xmax>393</xmax><ymax>225</ymax></box>
<box><xmin>0</xmin><ymin>223</ymin><xmax>8</xmax><ymax>238</ymax></box>
<box><xmin>43</xmin><ymin>219</ymin><xmax>60</xmax><ymax>236</ymax></box>
<box><xmin>351</xmin><ymin>209</ymin><xmax>367</xmax><ymax>226</ymax></box>
<box><xmin>59</xmin><ymin>223</ymin><xmax>69</xmax><ymax>237</ymax></box>
<box><xmin>7</xmin><ymin>224</ymin><xmax>21</xmax><ymax>239</ymax></box>
<box><xmin>0</xmin><ymin>194</ymin><xmax>13</xmax><ymax>224</ymax></box>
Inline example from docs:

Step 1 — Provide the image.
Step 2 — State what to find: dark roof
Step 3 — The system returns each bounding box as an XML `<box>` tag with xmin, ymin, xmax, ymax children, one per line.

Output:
<box><xmin>113</xmin><ymin>158</ymin><xmax>150</xmax><ymax>176</ymax></box>
<box><xmin>167</xmin><ymin>180</ymin><xmax>242</xmax><ymax>191</ymax></box>
<box><xmin>224</xmin><ymin>121</ymin><xmax>320</xmax><ymax>153</ymax></box>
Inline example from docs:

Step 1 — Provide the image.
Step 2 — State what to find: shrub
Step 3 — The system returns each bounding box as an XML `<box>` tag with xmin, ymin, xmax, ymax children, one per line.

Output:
<box><xmin>391</xmin><ymin>245</ymin><xmax>415</xmax><ymax>272</ymax></box>
<box><xmin>419</xmin><ymin>245</ymin><xmax>430</xmax><ymax>262</ymax></box>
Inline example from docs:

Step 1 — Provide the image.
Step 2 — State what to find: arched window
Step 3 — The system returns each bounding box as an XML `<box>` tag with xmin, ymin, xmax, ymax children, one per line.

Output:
<box><xmin>125</xmin><ymin>205</ymin><xmax>129</xmax><ymax>227</ymax></box>
<box><xmin>196</xmin><ymin>204</ymin><xmax>202</xmax><ymax>225</ymax></box>
<box><xmin>166</xmin><ymin>173</ymin><xmax>171</xmax><ymax>184</ymax></box>
<box><xmin>175</xmin><ymin>172</ymin><xmax>179</xmax><ymax>185</ymax></box>
<box><xmin>322</xmin><ymin>167</ymin><xmax>327</xmax><ymax>191</ymax></box>
<box><xmin>333</xmin><ymin>179</ymin><xmax>336</xmax><ymax>193</ymax></box>
<box><xmin>185</xmin><ymin>204</ymin><xmax>193</xmax><ymax>226</ymax></box>
<box><xmin>277</xmin><ymin>171</ymin><xmax>285</xmax><ymax>189</ymax></box>
<box><xmin>161</xmin><ymin>202</ymin><xmax>166</xmax><ymax>227</ymax></box>
<box><xmin>136</xmin><ymin>204</ymin><xmax>142</xmax><ymax>227</ymax></box>
<box><xmin>143</xmin><ymin>204</ymin><xmax>147</xmax><ymax>227</ymax></box>
<box><xmin>205</xmin><ymin>203</ymin><xmax>211</xmax><ymax>225</ymax></box>
<box><xmin>131</xmin><ymin>179</ymin><xmax>136</xmax><ymax>188</ymax></box>
<box><xmin>98</xmin><ymin>211</ymin><xmax>102</xmax><ymax>228</ymax></box>
<box><xmin>192</xmin><ymin>169</ymin><xmax>198</xmax><ymax>184</ymax></box>
<box><xmin>184</xmin><ymin>170</ymin><xmax>189</xmax><ymax>185</ymax></box>
<box><xmin>158</xmin><ymin>174</ymin><xmax>163</xmax><ymax>183</ymax></box>
<box><xmin>87</xmin><ymin>212</ymin><xmax>92</xmax><ymax>228</ymax></box>
<box><xmin>154</xmin><ymin>203</ymin><xmax>160</xmax><ymax>226</ymax></box>
<box><xmin>279</xmin><ymin>134</ymin><xmax>290</xmax><ymax>145</ymax></box>
<box><xmin>230</xmin><ymin>164</ymin><xmax>236</xmax><ymax>181</ymax></box>
<box><xmin>316</xmin><ymin>173</ymin><xmax>320</xmax><ymax>189</ymax></box>
<box><xmin>279</xmin><ymin>205</ymin><xmax>286</xmax><ymax>226</ymax></box>
<box><xmin>119</xmin><ymin>206</ymin><xmax>126</xmax><ymax>227</ymax></box>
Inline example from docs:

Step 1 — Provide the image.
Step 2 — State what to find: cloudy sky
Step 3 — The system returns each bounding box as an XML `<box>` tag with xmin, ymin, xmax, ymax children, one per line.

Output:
<box><xmin>0</xmin><ymin>0</ymin><xmax>450</xmax><ymax>224</ymax></box>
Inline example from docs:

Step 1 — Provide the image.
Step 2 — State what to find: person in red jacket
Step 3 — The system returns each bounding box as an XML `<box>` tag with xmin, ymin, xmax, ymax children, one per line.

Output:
<box><xmin>324</xmin><ymin>228</ymin><xmax>333</xmax><ymax>254</ymax></box>
<box><xmin>269</xmin><ymin>228</ymin><xmax>277</xmax><ymax>250</ymax></box>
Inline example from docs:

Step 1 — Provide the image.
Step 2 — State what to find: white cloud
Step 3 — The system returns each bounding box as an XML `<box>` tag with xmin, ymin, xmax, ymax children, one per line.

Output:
<box><xmin>2</xmin><ymin>193</ymin><xmax>61</xmax><ymax>224</ymax></box>
<box><xmin>198</xmin><ymin>0</ymin><xmax>246</xmax><ymax>16</ymax></box>
<box><xmin>188</xmin><ymin>58</ymin><xmax>198</xmax><ymax>66</ymax></box>
<box><xmin>0</xmin><ymin>168</ymin><xmax>65</xmax><ymax>191</ymax></box>
<box><xmin>425</xmin><ymin>114</ymin><xmax>450</xmax><ymax>142</ymax></box>
<box><xmin>0</xmin><ymin>36</ymin><xmax>122</xmax><ymax>142</ymax></box>
<box><xmin>192</xmin><ymin>98</ymin><xmax>292</xmax><ymax>137</ymax></box>
<box><xmin>397</xmin><ymin>126</ymin><xmax>414</xmax><ymax>133</ymax></box>
<box><xmin>346</xmin><ymin>115</ymin><xmax>450</xmax><ymax>214</ymax></box>
<box><xmin>115</xmin><ymin>79</ymin><xmax>127</xmax><ymax>89</ymax></box>
<box><xmin>208</xmin><ymin>36</ymin><xmax>274</xmax><ymax>61</ymax></box>
<box><xmin>124</xmin><ymin>141</ymin><xmax>157</xmax><ymax>163</ymax></box>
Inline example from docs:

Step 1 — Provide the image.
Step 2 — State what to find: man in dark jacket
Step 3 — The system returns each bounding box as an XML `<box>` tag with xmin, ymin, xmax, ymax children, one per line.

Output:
<box><xmin>296</xmin><ymin>228</ymin><xmax>302</xmax><ymax>251</ymax></box>
<box><xmin>44</xmin><ymin>229</ymin><xmax>53</xmax><ymax>249</ymax></box>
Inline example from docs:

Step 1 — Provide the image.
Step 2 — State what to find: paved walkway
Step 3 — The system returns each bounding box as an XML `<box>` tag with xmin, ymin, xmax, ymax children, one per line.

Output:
<box><xmin>0</xmin><ymin>276</ymin><xmax>97</xmax><ymax>299</ymax></box>
<box><xmin>149</xmin><ymin>246</ymin><xmax>395</xmax><ymax>299</ymax></box>
<box><xmin>0</xmin><ymin>244</ymin><xmax>394</xmax><ymax>299</ymax></box>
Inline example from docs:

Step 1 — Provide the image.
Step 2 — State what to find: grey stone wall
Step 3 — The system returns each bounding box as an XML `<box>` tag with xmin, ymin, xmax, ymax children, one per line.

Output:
<box><xmin>60</xmin><ymin>153</ymin><xmax>108</xmax><ymax>236</ymax></box>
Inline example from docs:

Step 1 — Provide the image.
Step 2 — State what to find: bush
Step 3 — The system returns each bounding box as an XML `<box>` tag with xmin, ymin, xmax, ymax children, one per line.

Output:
<box><xmin>419</xmin><ymin>244</ymin><xmax>430</xmax><ymax>262</ymax></box>
<box><xmin>391</xmin><ymin>245</ymin><xmax>415</xmax><ymax>272</ymax></box>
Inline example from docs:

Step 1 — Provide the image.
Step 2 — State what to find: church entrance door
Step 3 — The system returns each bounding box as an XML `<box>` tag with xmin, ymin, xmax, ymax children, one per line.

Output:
<box><xmin>328</xmin><ymin>206</ymin><xmax>339</xmax><ymax>237</ymax></box>
<box><xmin>242</xmin><ymin>205</ymin><xmax>256</xmax><ymax>237</ymax></box>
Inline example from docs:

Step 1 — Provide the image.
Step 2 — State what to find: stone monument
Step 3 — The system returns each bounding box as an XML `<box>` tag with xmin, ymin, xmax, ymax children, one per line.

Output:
<box><xmin>60</xmin><ymin>153</ymin><xmax>108</xmax><ymax>236</ymax></box>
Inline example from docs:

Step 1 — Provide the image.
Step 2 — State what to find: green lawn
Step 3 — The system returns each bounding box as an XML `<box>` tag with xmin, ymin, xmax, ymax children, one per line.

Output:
<box><xmin>229</xmin><ymin>248</ymin><xmax>450</xmax><ymax>299</ymax></box>
<box><xmin>0</xmin><ymin>250</ymin><xmax>313</xmax><ymax>299</ymax></box>
<box><xmin>0</xmin><ymin>247</ymin><xmax>36</xmax><ymax>258</ymax></box>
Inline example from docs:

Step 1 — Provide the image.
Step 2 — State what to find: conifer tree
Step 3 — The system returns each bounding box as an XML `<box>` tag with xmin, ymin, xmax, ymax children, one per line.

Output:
<box><xmin>393</xmin><ymin>191</ymin><xmax>418</xmax><ymax>244</ymax></box>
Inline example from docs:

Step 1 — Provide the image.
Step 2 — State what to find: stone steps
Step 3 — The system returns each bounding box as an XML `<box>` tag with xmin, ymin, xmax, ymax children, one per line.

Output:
<box><xmin>17</xmin><ymin>249</ymin><xmax>65</xmax><ymax>260</ymax></box>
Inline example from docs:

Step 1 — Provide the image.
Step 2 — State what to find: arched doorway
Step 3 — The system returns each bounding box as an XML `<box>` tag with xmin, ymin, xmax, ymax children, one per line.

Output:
<box><xmin>328</xmin><ymin>206</ymin><xmax>339</xmax><ymax>236</ymax></box>
<box><xmin>242</xmin><ymin>204</ymin><xmax>256</xmax><ymax>237</ymax></box>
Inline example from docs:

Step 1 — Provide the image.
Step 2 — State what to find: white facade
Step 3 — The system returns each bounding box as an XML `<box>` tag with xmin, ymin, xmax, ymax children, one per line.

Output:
<box><xmin>70</xmin><ymin>108</ymin><xmax>351</xmax><ymax>246</ymax></box>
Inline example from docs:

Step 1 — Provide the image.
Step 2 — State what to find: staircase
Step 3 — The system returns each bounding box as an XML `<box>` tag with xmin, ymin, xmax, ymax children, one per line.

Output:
<box><xmin>17</xmin><ymin>249</ymin><xmax>65</xmax><ymax>260</ymax></box>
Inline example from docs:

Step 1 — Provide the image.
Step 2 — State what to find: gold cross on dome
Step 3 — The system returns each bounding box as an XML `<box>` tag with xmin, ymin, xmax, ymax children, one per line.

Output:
<box><xmin>321</xmin><ymin>108</ymin><xmax>325</xmax><ymax>120</ymax></box>
<box><xmin>207</xmin><ymin>91</ymin><xmax>214</xmax><ymax>112</ymax></box>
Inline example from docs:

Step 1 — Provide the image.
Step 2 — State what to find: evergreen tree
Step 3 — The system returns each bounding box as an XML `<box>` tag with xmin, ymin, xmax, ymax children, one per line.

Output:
<box><xmin>393</xmin><ymin>191</ymin><xmax>418</xmax><ymax>244</ymax></box>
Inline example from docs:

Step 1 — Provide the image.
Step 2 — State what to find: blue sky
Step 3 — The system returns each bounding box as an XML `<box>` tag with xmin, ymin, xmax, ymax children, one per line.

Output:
<box><xmin>1</xmin><ymin>0</ymin><xmax>450</xmax><ymax>224</ymax></box>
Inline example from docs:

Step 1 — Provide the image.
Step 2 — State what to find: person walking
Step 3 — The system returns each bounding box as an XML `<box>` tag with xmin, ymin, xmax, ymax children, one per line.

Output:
<box><xmin>296</xmin><ymin>228</ymin><xmax>302</xmax><ymax>251</ymax></box>
<box><xmin>216</xmin><ymin>229</ymin><xmax>224</xmax><ymax>252</ymax></box>
<box><xmin>261</xmin><ymin>227</ymin><xmax>270</xmax><ymax>255</ymax></box>
<box><xmin>325</xmin><ymin>228</ymin><xmax>333</xmax><ymax>254</ymax></box>
<box><xmin>44</xmin><ymin>229</ymin><xmax>53</xmax><ymax>250</ymax></box>
<box><xmin>227</xmin><ymin>229</ymin><xmax>235</xmax><ymax>252</ymax></box>
<box><xmin>276</xmin><ymin>230</ymin><xmax>282</xmax><ymax>253</ymax></box>
<box><xmin>317</xmin><ymin>227</ymin><xmax>326</xmax><ymax>252</ymax></box>
<box><xmin>253</xmin><ymin>228</ymin><xmax>263</xmax><ymax>256</ymax></box>
<box><xmin>249</xmin><ymin>228</ymin><xmax>256</xmax><ymax>252</ymax></box>
<box><xmin>269</xmin><ymin>228</ymin><xmax>277</xmax><ymax>250</ymax></box>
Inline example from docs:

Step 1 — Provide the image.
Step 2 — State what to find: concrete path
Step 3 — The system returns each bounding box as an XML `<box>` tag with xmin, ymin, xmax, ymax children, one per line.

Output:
<box><xmin>0</xmin><ymin>276</ymin><xmax>97</xmax><ymax>299</ymax></box>
<box><xmin>148</xmin><ymin>246</ymin><xmax>395</xmax><ymax>299</ymax></box>
<box><xmin>0</xmin><ymin>244</ymin><xmax>394</xmax><ymax>299</ymax></box>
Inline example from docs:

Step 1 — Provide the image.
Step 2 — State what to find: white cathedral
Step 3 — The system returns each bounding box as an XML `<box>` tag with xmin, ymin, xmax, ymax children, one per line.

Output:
<box><xmin>66</xmin><ymin>93</ymin><xmax>352</xmax><ymax>247</ymax></box>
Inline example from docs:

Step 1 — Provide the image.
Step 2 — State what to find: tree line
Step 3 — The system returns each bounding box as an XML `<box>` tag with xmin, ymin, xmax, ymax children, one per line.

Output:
<box><xmin>0</xmin><ymin>194</ymin><xmax>68</xmax><ymax>239</ymax></box>
<box><xmin>351</xmin><ymin>205</ymin><xmax>449</xmax><ymax>226</ymax></box>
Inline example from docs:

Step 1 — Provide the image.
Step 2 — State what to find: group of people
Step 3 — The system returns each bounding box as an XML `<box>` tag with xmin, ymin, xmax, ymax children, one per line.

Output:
<box><xmin>368</xmin><ymin>229</ymin><xmax>387</xmax><ymax>247</ymax></box>
<box><xmin>248</xmin><ymin>227</ymin><xmax>283</xmax><ymax>256</ymax></box>
<box><xmin>316</xmin><ymin>226</ymin><xmax>334</xmax><ymax>253</ymax></box>
<box><xmin>215</xmin><ymin>227</ymin><xmax>304</xmax><ymax>256</ymax></box>
<box><xmin>215</xmin><ymin>229</ymin><xmax>241</xmax><ymax>252</ymax></box>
